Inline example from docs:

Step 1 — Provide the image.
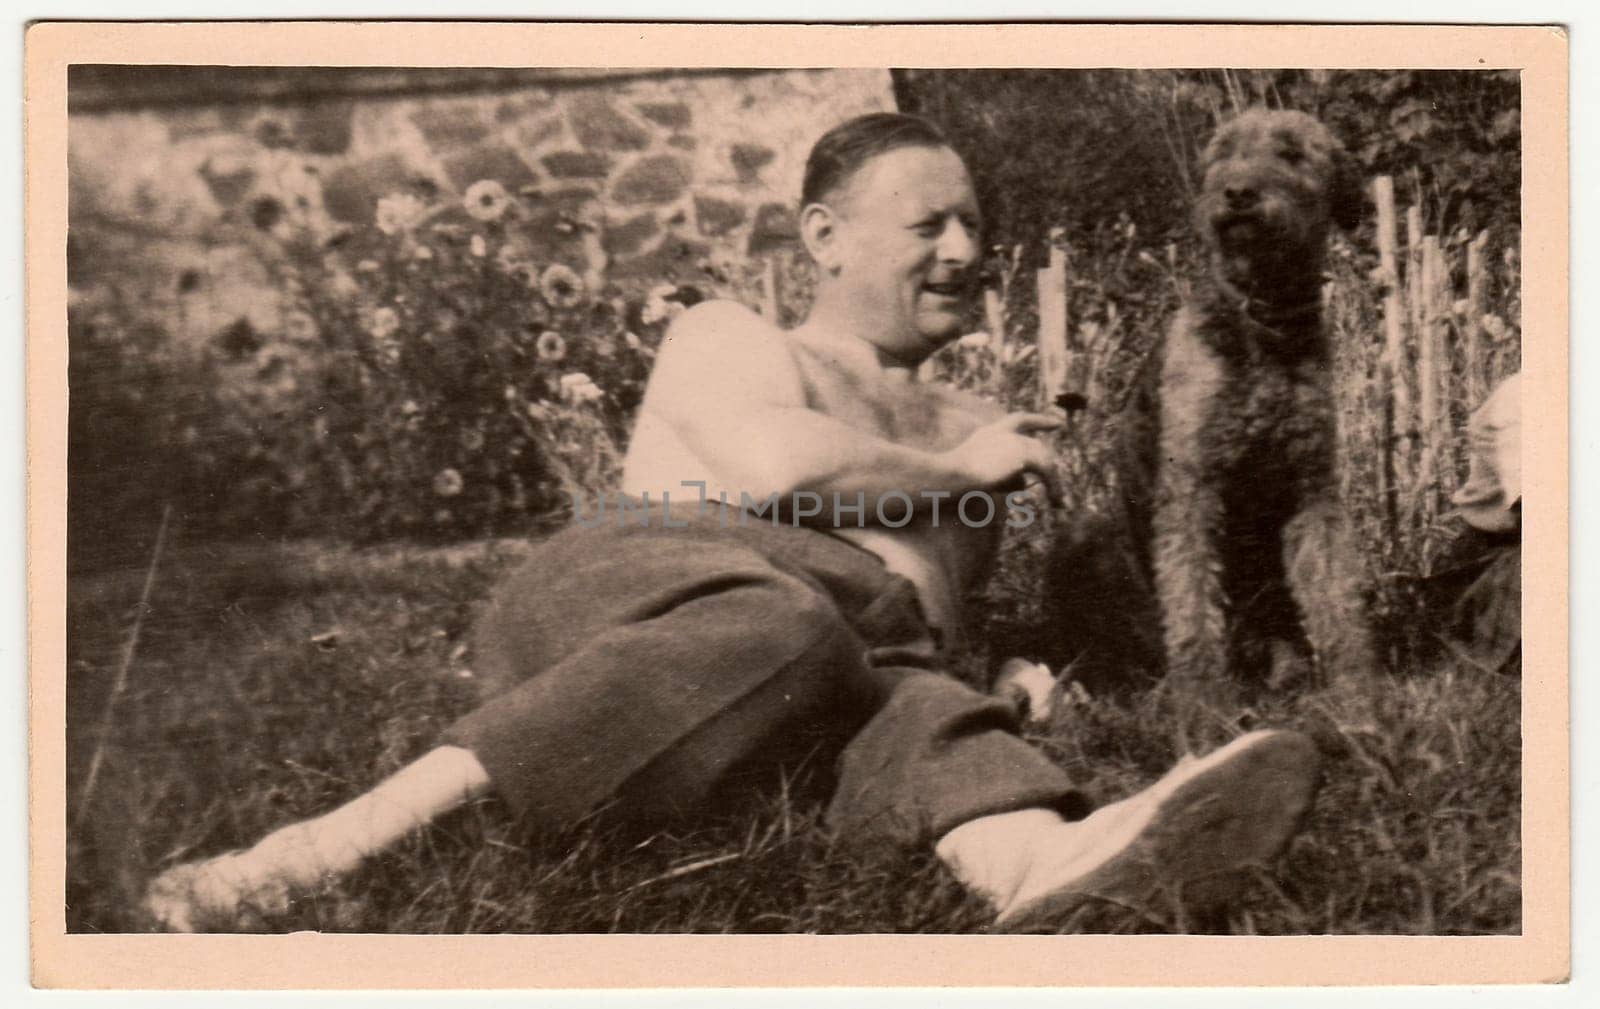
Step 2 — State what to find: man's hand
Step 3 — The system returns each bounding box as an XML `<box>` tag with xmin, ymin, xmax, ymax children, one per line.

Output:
<box><xmin>941</xmin><ymin>413</ymin><xmax>1065</xmax><ymax>506</ymax></box>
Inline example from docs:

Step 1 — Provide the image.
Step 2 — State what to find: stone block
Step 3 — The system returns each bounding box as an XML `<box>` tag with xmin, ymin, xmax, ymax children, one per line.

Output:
<box><xmin>541</xmin><ymin>150</ymin><xmax>610</xmax><ymax>179</ymax></box>
<box><xmin>296</xmin><ymin>99</ymin><xmax>355</xmax><ymax>155</ymax></box>
<box><xmin>603</xmin><ymin>212</ymin><xmax>661</xmax><ymax>258</ymax></box>
<box><xmin>569</xmin><ymin>93</ymin><xmax>651</xmax><ymax>152</ymax></box>
<box><xmin>635</xmin><ymin>101</ymin><xmax>692</xmax><ymax>129</ymax></box>
<box><xmin>516</xmin><ymin>117</ymin><xmax>565</xmax><ymax>150</ymax></box>
<box><xmin>747</xmin><ymin>202</ymin><xmax>799</xmax><ymax>255</ymax></box>
<box><xmin>693</xmin><ymin>195</ymin><xmax>746</xmax><ymax>238</ymax></box>
<box><xmin>410</xmin><ymin>103</ymin><xmax>492</xmax><ymax>151</ymax></box>
<box><xmin>442</xmin><ymin>144</ymin><xmax>540</xmax><ymax>191</ymax></box>
<box><xmin>197</xmin><ymin>157</ymin><xmax>256</xmax><ymax>209</ymax></box>
<box><xmin>730</xmin><ymin>142</ymin><xmax>776</xmax><ymax>183</ymax></box>
<box><xmin>613</xmin><ymin>155</ymin><xmax>689</xmax><ymax>206</ymax></box>
<box><xmin>321</xmin><ymin>154</ymin><xmax>411</xmax><ymax>223</ymax></box>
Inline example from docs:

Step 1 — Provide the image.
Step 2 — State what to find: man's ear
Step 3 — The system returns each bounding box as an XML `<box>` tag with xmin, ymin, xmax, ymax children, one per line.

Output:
<box><xmin>800</xmin><ymin>201</ymin><xmax>843</xmax><ymax>274</ymax></box>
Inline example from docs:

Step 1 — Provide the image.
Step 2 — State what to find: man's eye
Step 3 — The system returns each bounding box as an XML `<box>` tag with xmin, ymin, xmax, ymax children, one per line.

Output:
<box><xmin>913</xmin><ymin>221</ymin><xmax>942</xmax><ymax>237</ymax></box>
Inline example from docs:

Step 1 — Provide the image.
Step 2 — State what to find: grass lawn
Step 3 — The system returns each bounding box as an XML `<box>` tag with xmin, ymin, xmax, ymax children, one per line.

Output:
<box><xmin>65</xmin><ymin>534</ymin><xmax>1521</xmax><ymax>935</ymax></box>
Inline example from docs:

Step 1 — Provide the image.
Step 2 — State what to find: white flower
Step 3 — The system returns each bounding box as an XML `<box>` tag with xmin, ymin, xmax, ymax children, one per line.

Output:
<box><xmin>558</xmin><ymin>371</ymin><xmax>604</xmax><ymax>404</ymax></box>
<box><xmin>540</xmin><ymin>263</ymin><xmax>586</xmax><ymax>309</ymax></box>
<box><xmin>356</xmin><ymin>259</ymin><xmax>381</xmax><ymax>273</ymax></box>
<box><xmin>469</xmin><ymin>234</ymin><xmax>488</xmax><ymax>258</ymax></box>
<box><xmin>413</xmin><ymin>245</ymin><xmax>434</xmax><ymax>261</ymax></box>
<box><xmin>367</xmin><ymin>306</ymin><xmax>400</xmax><ymax>340</ymax></box>
<box><xmin>432</xmin><ymin>468</ymin><xmax>464</xmax><ymax>497</ymax></box>
<box><xmin>535</xmin><ymin>330</ymin><xmax>567</xmax><ymax>363</ymax></box>
<box><xmin>641</xmin><ymin>283</ymin><xmax>683</xmax><ymax>325</ymax></box>
<box><xmin>463</xmin><ymin>179</ymin><xmax>511</xmax><ymax>222</ymax></box>
<box><xmin>375</xmin><ymin>193</ymin><xmax>427</xmax><ymax>236</ymax></box>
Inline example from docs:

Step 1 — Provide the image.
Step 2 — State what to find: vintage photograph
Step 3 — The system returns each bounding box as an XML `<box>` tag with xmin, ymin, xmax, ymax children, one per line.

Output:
<box><xmin>59</xmin><ymin>59</ymin><xmax>1528</xmax><ymax>940</ymax></box>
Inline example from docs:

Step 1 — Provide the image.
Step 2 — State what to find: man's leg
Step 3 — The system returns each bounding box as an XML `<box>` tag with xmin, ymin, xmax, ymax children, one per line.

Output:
<box><xmin>826</xmin><ymin>669</ymin><xmax>1321</xmax><ymax>926</ymax></box>
<box><xmin>144</xmin><ymin>746</ymin><xmax>490</xmax><ymax>931</ymax></box>
<box><xmin>144</xmin><ymin>534</ymin><xmax>887</xmax><ymax>930</ymax></box>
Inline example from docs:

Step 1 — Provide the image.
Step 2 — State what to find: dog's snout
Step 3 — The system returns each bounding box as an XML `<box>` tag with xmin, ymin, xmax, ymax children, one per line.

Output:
<box><xmin>1224</xmin><ymin>184</ymin><xmax>1258</xmax><ymax>211</ymax></box>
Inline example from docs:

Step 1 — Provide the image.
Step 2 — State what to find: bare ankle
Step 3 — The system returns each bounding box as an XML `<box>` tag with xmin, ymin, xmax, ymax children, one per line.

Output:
<box><xmin>936</xmin><ymin>808</ymin><xmax>1072</xmax><ymax>910</ymax></box>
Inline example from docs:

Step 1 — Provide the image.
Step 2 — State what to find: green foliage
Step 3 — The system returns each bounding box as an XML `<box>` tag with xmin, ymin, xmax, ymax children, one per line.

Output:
<box><xmin>894</xmin><ymin>69</ymin><xmax>1521</xmax><ymax>261</ymax></box>
<box><xmin>68</xmin><ymin>181</ymin><xmax>706</xmax><ymax>552</ymax></box>
<box><xmin>240</xmin><ymin>180</ymin><xmax>685</xmax><ymax>541</ymax></box>
<box><xmin>895</xmin><ymin>70</ymin><xmax>1209</xmax><ymax>265</ymax></box>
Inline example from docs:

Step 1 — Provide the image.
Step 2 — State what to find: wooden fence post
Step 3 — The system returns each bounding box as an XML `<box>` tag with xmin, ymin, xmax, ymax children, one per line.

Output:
<box><xmin>1036</xmin><ymin>228</ymin><xmax>1070</xmax><ymax>409</ymax></box>
<box><xmin>1371</xmin><ymin>176</ymin><xmax>1408</xmax><ymax>527</ymax></box>
<box><xmin>1405</xmin><ymin>206</ymin><xmax>1425</xmax><ymax>359</ymax></box>
<box><xmin>1466</xmin><ymin>230</ymin><xmax>1491</xmax><ymax>407</ymax></box>
<box><xmin>983</xmin><ymin>285</ymin><xmax>1006</xmax><ymax>398</ymax></box>
<box><xmin>1417</xmin><ymin>234</ymin><xmax>1451</xmax><ymax>515</ymax></box>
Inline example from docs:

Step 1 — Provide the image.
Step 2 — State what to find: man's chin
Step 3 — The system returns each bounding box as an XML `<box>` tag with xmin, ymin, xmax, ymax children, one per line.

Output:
<box><xmin>918</xmin><ymin>318</ymin><xmax>966</xmax><ymax>349</ymax></box>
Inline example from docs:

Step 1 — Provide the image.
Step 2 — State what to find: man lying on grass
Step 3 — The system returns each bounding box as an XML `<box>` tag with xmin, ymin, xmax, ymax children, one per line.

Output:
<box><xmin>145</xmin><ymin>112</ymin><xmax>1322</xmax><ymax>933</ymax></box>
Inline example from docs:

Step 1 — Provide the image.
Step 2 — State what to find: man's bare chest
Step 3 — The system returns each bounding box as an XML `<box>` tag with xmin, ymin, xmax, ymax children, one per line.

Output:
<box><xmin>787</xmin><ymin>342</ymin><xmax>987</xmax><ymax>452</ymax></box>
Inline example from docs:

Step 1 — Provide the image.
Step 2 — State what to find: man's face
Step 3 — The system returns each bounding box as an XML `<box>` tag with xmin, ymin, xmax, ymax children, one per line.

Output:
<box><xmin>827</xmin><ymin>145</ymin><xmax>982</xmax><ymax>362</ymax></box>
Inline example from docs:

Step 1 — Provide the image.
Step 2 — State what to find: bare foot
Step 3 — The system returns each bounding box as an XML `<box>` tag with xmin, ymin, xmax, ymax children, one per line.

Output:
<box><xmin>143</xmin><ymin>851</ymin><xmax>292</xmax><ymax>932</ymax></box>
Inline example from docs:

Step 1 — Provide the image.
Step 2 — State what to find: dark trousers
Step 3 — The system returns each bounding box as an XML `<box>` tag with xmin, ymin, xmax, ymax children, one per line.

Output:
<box><xmin>443</xmin><ymin>511</ymin><xmax>1083</xmax><ymax>845</ymax></box>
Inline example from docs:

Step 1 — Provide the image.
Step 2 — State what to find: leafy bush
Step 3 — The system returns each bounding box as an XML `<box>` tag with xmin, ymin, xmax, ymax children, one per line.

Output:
<box><xmin>255</xmin><ymin>179</ymin><xmax>683</xmax><ymax>540</ymax></box>
<box><xmin>69</xmin><ymin>180</ymin><xmax>698</xmax><ymax>552</ymax></box>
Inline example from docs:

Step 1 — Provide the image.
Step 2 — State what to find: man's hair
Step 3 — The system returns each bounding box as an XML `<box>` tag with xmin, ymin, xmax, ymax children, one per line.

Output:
<box><xmin>800</xmin><ymin>112</ymin><xmax>951</xmax><ymax>208</ymax></box>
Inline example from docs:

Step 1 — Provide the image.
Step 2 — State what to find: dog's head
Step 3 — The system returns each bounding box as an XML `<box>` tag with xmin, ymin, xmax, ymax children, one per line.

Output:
<box><xmin>1195</xmin><ymin>109</ymin><xmax>1363</xmax><ymax>268</ymax></box>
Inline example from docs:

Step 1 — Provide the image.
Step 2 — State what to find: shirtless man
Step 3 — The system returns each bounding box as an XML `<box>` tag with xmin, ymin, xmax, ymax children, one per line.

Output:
<box><xmin>144</xmin><ymin>113</ymin><xmax>1322</xmax><ymax>933</ymax></box>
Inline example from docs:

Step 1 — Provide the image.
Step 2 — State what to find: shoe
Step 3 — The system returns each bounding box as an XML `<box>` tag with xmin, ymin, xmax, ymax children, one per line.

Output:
<box><xmin>993</xmin><ymin>729</ymin><xmax>1320</xmax><ymax>930</ymax></box>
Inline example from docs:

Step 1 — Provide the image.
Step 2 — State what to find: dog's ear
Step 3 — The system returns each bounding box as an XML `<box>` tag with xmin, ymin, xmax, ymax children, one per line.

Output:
<box><xmin>1327</xmin><ymin>144</ymin><xmax>1367</xmax><ymax>233</ymax></box>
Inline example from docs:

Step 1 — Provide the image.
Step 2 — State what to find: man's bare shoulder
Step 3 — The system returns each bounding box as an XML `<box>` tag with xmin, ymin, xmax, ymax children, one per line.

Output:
<box><xmin>644</xmin><ymin>299</ymin><xmax>805</xmax><ymax>412</ymax></box>
<box><xmin>657</xmin><ymin>299</ymin><xmax>785</xmax><ymax>351</ymax></box>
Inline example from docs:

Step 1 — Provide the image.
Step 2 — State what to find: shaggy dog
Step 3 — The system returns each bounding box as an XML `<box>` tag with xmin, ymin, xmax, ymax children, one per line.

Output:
<box><xmin>1047</xmin><ymin>108</ymin><xmax>1377</xmax><ymax>693</ymax></box>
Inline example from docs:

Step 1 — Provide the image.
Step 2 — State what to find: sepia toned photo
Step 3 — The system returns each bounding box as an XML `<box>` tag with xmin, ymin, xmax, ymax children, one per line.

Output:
<box><xmin>28</xmin><ymin>22</ymin><xmax>1568</xmax><ymax>989</ymax></box>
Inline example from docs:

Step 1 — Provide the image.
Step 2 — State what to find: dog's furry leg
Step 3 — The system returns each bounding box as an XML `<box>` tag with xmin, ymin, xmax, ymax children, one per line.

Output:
<box><xmin>143</xmin><ymin>745</ymin><xmax>491</xmax><ymax>931</ymax></box>
<box><xmin>1282</xmin><ymin>499</ymin><xmax>1377</xmax><ymax>684</ymax></box>
<box><xmin>1151</xmin><ymin>319</ymin><xmax>1231</xmax><ymax>689</ymax></box>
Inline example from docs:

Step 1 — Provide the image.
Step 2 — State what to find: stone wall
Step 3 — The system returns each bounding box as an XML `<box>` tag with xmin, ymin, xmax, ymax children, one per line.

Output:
<box><xmin>67</xmin><ymin>68</ymin><xmax>894</xmax><ymax>341</ymax></box>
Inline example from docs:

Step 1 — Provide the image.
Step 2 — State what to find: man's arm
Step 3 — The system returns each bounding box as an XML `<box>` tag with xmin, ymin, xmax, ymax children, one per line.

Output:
<box><xmin>640</xmin><ymin>301</ymin><xmax>1056</xmax><ymax>511</ymax></box>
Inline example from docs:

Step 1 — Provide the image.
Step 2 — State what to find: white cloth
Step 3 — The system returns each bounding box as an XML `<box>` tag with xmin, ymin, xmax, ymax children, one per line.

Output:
<box><xmin>1450</xmin><ymin>372</ymin><xmax>1520</xmax><ymax>533</ymax></box>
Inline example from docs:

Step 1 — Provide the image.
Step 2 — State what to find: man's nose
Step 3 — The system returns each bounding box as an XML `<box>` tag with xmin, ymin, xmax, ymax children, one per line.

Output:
<box><xmin>938</xmin><ymin>218</ymin><xmax>979</xmax><ymax>265</ymax></box>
